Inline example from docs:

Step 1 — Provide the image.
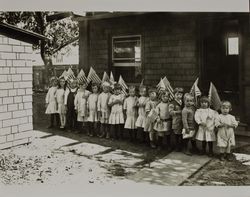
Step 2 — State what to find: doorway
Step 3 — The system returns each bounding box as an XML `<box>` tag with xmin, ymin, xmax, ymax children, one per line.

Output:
<box><xmin>200</xmin><ymin>18</ymin><xmax>240</xmax><ymax>115</ymax></box>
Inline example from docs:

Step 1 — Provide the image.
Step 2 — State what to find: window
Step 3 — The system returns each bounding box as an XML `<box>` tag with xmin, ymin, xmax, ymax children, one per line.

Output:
<box><xmin>227</xmin><ymin>37</ymin><xmax>239</xmax><ymax>55</ymax></box>
<box><xmin>111</xmin><ymin>35</ymin><xmax>142</xmax><ymax>83</ymax></box>
<box><xmin>112</xmin><ymin>35</ymin><xmax>141</xmax><ymax>66</ymax></box>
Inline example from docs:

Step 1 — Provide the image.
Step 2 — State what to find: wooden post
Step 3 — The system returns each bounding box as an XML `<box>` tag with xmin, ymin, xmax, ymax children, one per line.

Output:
<box><xmin>79</xmin><ymin>20</ymin><xmax>90</xmax><ymax>73</ymax></box>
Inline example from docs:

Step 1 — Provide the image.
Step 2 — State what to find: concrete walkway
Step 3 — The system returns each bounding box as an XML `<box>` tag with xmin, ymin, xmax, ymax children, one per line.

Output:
<box><xmin>128</xmin><ymin>152</ymin><xmax>210</xmax><ymax>186</ymax></box>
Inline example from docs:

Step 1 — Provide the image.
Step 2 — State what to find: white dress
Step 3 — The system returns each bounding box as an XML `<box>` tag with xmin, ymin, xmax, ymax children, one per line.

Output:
<box><xmin>87</xmin><ymin>93</ymin><xmax>99</xmax><ymax>122</ymax></box>
<box><xmin>124</xmin><ymin>96</ymin><xmax>138</xmax><ymax>129</ymax></box>
<box><xmin>55</xmin><ymin>88</ymin><xmax>66</xmax><ymax>114</ymax></box>
<box><xmin>108</xmin><ymin>94</ymin><xmax>125</xmax><ymax>125</ymax></box>
<box><xmin>97</xmin><ymin>92</ymin><xmax>111</xmax><ymax>124</ymax></box>
<box><xmin>45</xmin><ymin>86</ymin><xmax>57</xmax><ymax>114</ymax></box>
<box><xmin>215</xmin><ymin>114</ymin><xmax>238</xmax><ymax>148</ymax></box>
<box><xmin>135</xmin><ymin>96</ymin><xmax>149</xmax><ymax>128</ymax></box>
<box><xmin>74</xmin><ymin>89</ymin><xmax>91</xmax><ymax>122</ymax></box>
<box><xmin>153</xmin><ymin>102</ymin><xmax>172</xmax><ymax>135</ymax></box>
<box><xmin>144</xmin><ymin>100</ymin><xmax>158</xmax><ymax>132</ymax></box>
<box><xmin>195</xmin><ymin>108</ymin><xmax>218</xmax><ymax>142</ymax></box>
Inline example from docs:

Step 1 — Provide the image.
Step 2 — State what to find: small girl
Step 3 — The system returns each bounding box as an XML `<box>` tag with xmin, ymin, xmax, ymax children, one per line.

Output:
<box><xmin>144</xmin><ymin>88</ymin><xmax>159</xmax><ymax>148</ymax></box>
<box><xmin>195</xmin><ymin>96</ymin><xmax>218</xmax><ymax>157</ymax></box>
<box><xmin>215</xmin><ymin>101</ymin><xmax>238</xmax><ymax>161</ymax></box>
<box><xmin>74</xmin><ymin>81</ymin><xmax>90</xmax><ymax>133</ymax></box>
<box><xmin>182</xmin><ymin>93</ymin><xmax>199</xmax><ymax>155</ymax></box>
<box><xmin>55</xmin><ymin>77</ymin><xmax>67</xmax><ymax>129</ymax></box>
<box><xmin>108</xmin><ymin>83</ymin><xmax>125</xmax><ymax>140</ymax></box>
<box><xmin>169</xmin><ymin>87</ymin><xmax>184</xmax><ymax>152</ymax></box>
<box><xmin>136</xmin><ymin>85</ymin><xmax>149</xmax><ymax>143</ymax></box>
<box><xmin>154</xmin><ymin>91</ymin><xmax>172</xmax><ymax>150</ymax></box>
<box><xmin>124</xmin><ymin>86</ymin><xmax>138</xmax><ymax>142</ymax></box>
<box><xmin>87</xmin><ymin>83</ymin><xmax>100</xmax><ymax>137</ymax></box>
<box><xmin>45</xmin><ymin>77</ymin><xmax>58</xmax><ymax>129</ymax></box>
<box><xmin>97</xmin><ymin>82</ymin><xmax>112</xmax><ymax>138</ymax></box>
<box><xmin>64</xmin><ymin>79</ymin><xmax>78</xmax><ymax>132</ymax></box>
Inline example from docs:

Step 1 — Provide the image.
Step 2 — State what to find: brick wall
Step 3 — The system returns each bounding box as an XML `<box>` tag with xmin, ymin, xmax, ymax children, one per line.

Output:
<box><xmin>79</xmin><ymin>13</ymin><xmax>199</xmax><ymax>91</ymax></box>
<box><xmin>0</xmin><ymin>35</ymin><xmax>33</xmax><ymax>150</ymax></box>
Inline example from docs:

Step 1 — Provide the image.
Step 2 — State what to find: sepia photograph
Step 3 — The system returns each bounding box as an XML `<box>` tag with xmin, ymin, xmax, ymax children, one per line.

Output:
<box><xmin>0</xmin><ymin>0</ymin><xmax>250</xmax><ymax>195</ymax></box>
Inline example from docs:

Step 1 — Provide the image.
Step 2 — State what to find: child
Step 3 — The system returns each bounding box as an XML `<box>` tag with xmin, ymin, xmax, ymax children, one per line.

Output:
<box><xmin>182</xmin><ymin>93</ymin><xmax>199</xmax><ymax>155</ymax></box>
<box><xmin>136</xmin><ymin>85</ymin><xmax>149</xmax><ymax>143</ymax></box>
<box><xmin>154</xmin><ymin>91</ymin><xmax>172</xmax><ymax>150</ymax></box>
<box><xmin>124</xmin><ymin>86</ymin><xmax>138</xmax><ymax>142</ymax></box>
<box><xmin>74</xmin><ymin>81</ymin><xmax>91</xmax><ymax>133</ymax></box>
<box><xmin>169</xmin><ymin>87</ymin><xmax>184</xmax><ymax>152</ymax></box>
<box><xmin>144</xmin><ymin>88</ymin><xmax>159</xmax><ymax>148</ymax></box>
<box><xmin>87</xmin><ymin>83</ymin><xmax>100</xmax><ymax>137</ymax></box>
<box><xmin>64</xmin><ymin>79</ymin><xmax>78</xmax><ymax>132</ymax></box>
<box><xmin>98</xmin><ymin>82</ymin><xmax>112</xmax><ymax>138</ymax></box>
<box><xmin>108</xmin><ymin>83</ymin><xmax>125</xmax><ymax>140</ymax></box>
<box><xmin>45</xmin><ymin>77</ymin><xmax>58</xmax><ymax>129</ymax></box>
<box><xmin>215</xmin><ymin>101</ymin><xmax>238</xmax><ymax>161</ymax></box>
<box><xmin>195</xmin><ymin>96</ymin><xmax>218</xmax><ymax>157</ymax></box>
<box><xmin>55</xmin><ymin>77</ymin><xmax>67</xmax><ymax>129</ymax></box>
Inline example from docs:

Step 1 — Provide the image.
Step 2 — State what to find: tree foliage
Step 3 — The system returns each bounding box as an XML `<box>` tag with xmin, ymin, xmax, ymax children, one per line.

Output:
<box><xmin>0</xmin><ymin>11</ymin><xmax>79</xmax><ymax>81</ymax></box>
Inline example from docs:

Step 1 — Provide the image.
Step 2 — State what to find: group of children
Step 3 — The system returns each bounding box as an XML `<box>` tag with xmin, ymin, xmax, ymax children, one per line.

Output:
<box><xmin>45</xmin><ymin>76</ymin><xmax>239</xmax><ymax>161</ymax></box>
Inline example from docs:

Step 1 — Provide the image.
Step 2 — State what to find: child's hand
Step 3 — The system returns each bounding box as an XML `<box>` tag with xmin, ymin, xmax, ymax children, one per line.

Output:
<box><xmin>156</xmin><ymin>118</ymin><xmax>161</xmax><ymax>123</ymax></box>
<box><xmin>200</xmin><ymin>123</ymin><xmax>207</xmax><ymax>127</ymax></box>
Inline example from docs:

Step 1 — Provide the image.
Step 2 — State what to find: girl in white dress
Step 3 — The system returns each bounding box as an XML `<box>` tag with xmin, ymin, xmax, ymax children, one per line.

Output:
<box><xmin>144</xmin><ymin>88</ymin><xmax>159</xmax><ymax>148</ymax></box>
<box><xmin>108</xmin><ymin>83</ymin><xmax>125</xmax><ymax>140</ymax></box>
<box><xmin>97</xmin><ymin>82</ymin><xmax>111</xmax><ymax>138</ymax></box>
<box><xmin>154</xmin><ymin>91</ymin><xmax>172</xmax><ymax>150</ymax></box>
<box><xmin>124</xmin><ymin>86</ymin><xmax>138</xmax><ymax>142</ymax></box>
<box><xmin>45</xmin><ymin>77</ymin><xmax>58</xmax><ymax>128</ymax></box>
<box><xmin>136</xmin><ymin>85</ymin><xmax>149</xmax><ymax>143</ymax></box>
<box><xmin>74</xmin><ymin>81</ymin><xmax>91</xmax><ymax>133</ymax></box>
<box><xmin>215</xmin><ymin>101</ymin><xmax>239</xmax><ymax>161</ymax></box>
<box><xmin>195</xmin><ymin>96</ymin><xmax>218</xmax><ymax>157</ymax></box>
<box><xmin>87</xmin><ymin>83</ymin><xmax>100</xmax><ymax>136</ymax></box>
<box><xmin>55</xmin><ymin>77</ymin><xmax>67</xmax><ymax>129</ymax></box>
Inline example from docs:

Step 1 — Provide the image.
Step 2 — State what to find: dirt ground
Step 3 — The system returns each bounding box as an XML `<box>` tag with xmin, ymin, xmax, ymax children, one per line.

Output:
<box><xmin>182</xmin><ymin>145</ymin><xmax>250</xmax><ymax>186</ymax></box>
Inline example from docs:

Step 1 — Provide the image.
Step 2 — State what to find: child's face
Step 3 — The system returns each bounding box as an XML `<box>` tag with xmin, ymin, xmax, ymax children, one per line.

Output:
<box><xmin>175</xmin><ymin>92</ymin><xmax>183</xmax><ymax>100</ymax></box>
<box><xmin>221</xmin><ymin>105</ymin><xmax>230</xmax><ymax>115</ymax></box>
<box><xmin>185</xmin><ymin>97</ymin><xmax>194</xmax><ymax>107</ymax></box>
<box><xmin>129</xmin><ymin>89</ymin><xmax>135</xmax><ymax>96</ymax></box>
<box><xmin>79</xmin><ymin>84</ymin><xmax>87</xmax><ymax>90</ymax></box>
<box><xmin>92</xmin><ymin>86</ymin><xmax>98</xmax><ymax>93</ymax></box>
<box><xmin>149</xmin><ymin>92</ymin><xmax>157</xmax><ymax>101</ymax></box>
<box><xmin>162</xmin><ymin>94</ymin><xmax>169</xmax><ymax>103</ymax></box>
<box><xmin>52</xmin><ymin>80</ymin><xmax>58</xmax><ymax>87</ymax></box>
<box><xmin>139</xmin><ymin>88</ymin><xmax>147</xmax><ymax>96</ymax></box>
<box><xmin>200</xmin><ymin>101</ymin><xmax>209</xmax><ymax>109</ymax></box>
<box><xmin>103</xmin><ymin>86</ymin><xmax>110</xmax><ymax>93</ymax></box>
<box><xmin>114</xmin><ymin>88</ymin><xmax>120</xmax><ymax>95</ymax></box>
<box><xmin>71</xmin><ymin>81</ymin><xmax>77</xmax><ymax>89</ymax></box>
<box><xmin>59</xmin><ymin>79</ymin><xmax>65</xmax><ymax>87</ymax></box>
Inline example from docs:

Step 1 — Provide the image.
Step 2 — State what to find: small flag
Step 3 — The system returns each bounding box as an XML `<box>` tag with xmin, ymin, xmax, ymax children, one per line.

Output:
<box><xmin>110</xmin><ymin>71</ymin><xmax>115</xmax><ymax>84</ymax></box>
<box><xmin>118</xmin><ymin>75</ymin><xmax>128</xmax><ymax>96</ymax></box>
<box><xmin>59</xmin><ymin>70</ymin><xmax>67</xmax><ymax>79</ymax></box>
<box><xmin>162</xmin><ymin>76</ymin><xmax>175</xmax><ymax>101</ymax></box>
<box><xmin>208</xmin><ymin>82</ymin><xmax>221</xmax><ymax>111</ymax></box>
<box><xmin>139</xmin><ymin>79</ymin><xmax>144</xmax><ymax>88</ymax></box>
<box><xmin>77</xmin><ymin>69</ymin><xmax>88</xmax><ymax>84</ymax></box>
<box><xmin>102</xmin><ymin>71</ymin><xmax>110</xmax><ymax>83</ymax></box>
<box><xmin>87</xmin><ymin>67</ymin><xmax>102</xmax><ymax>84</ymax></box>
<box><xmin>65</xmin><ymin>68</ymin><xmax>76</xmax><ymax>88</ymax></box>
<box><xmin>109</xmin><ymin>71</ymin><xmax>116</xmax><ymax>89</ymax></box>
<box><xmin>190</xmin><ymin>77</ymin><xmax>202</xmax><ymax>107</ymax></box>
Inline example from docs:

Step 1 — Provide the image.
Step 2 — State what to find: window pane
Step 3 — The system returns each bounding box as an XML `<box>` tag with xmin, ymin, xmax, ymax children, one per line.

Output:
<box><xmin>228</xmin><ymin>37</ymin><xmax>239</xmax><ymax>55</ymax></box>
<box><xmin>112</xmin><ymin>35</ymin><xmax>141</xmax><ymax>66</ymax></box>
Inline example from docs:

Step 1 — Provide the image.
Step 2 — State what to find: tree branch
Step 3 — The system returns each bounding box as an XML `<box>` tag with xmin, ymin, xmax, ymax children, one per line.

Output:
<box><xmin>50</xmin><ymin>36</ymin><xmax>79</xmax><ymax>55</ymax></box>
